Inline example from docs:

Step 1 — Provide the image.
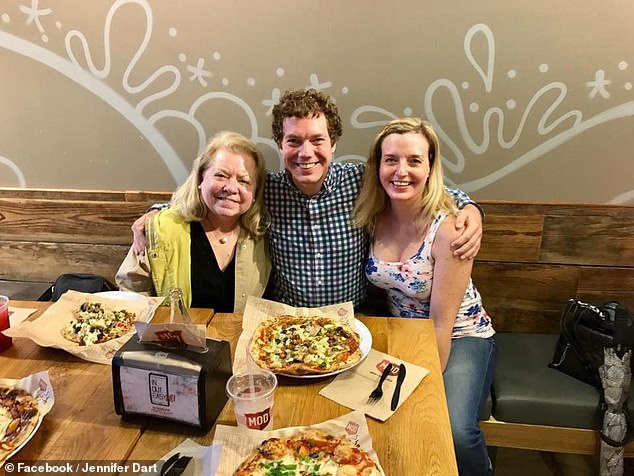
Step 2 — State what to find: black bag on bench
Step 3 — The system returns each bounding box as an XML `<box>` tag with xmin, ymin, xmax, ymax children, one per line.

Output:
<box><xmin>549</xmin><ymin>299</ymin><xmax>634</xmax><ymax>447</ymax></box>
<box><xmin>38</xmin><ymin>273</ymin><xmax>117</xmax><ymax>302</ymax></box>
<box><xmin>549</xmin><ymin>299</ymin><xmax>634</xmax><ymax>387</ymax></box>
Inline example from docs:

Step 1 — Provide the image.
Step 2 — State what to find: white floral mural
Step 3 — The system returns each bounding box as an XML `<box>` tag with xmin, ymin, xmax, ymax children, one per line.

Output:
<box><xmin>0</xmin><ymin>0</ymin><xmax>632</xmax><ymax>203</ymax></box>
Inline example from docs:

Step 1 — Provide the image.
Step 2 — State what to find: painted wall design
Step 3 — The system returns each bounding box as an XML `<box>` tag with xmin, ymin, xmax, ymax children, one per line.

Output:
<box><xmin>1</xmin><ymin>0</ymin><xmax>632</xmax><ymax>203</ymax></box>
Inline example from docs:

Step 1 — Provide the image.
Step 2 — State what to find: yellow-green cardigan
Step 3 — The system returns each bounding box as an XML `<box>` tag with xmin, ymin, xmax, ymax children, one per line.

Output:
<box><xmin>115</xmin><ymin>208</ymin><xmax>270</xmax><ymax>312</ymax></box>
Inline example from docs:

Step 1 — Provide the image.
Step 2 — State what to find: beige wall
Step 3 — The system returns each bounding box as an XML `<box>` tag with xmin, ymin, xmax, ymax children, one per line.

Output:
<box><xmin>1</xmin><ymin>0</ymin><xmax>632</xmax><ymax>203</ymax></box>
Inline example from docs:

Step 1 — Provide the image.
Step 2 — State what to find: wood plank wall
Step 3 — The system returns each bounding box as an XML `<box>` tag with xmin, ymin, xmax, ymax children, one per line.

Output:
<box><xmin>0</xmin><ymin>188</ymin><xmax>171</xmax><ymax>283</ymax></box>
<box><xmin>474</xmin><ymin>202</ymin><xmax>634</xmax><ymax>334</ymax></box>
<box><xmin>1</xmin><ymin>188</ymin><xmax>632</xmax><ymax>333</ymax></box>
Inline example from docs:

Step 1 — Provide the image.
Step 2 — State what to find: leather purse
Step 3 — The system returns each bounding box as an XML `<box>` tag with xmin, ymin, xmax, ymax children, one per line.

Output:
<box><xmin>38</xmin><ymin>273</ymin><xmax>117</xmax><ymax>302</ymax></box>
<box><xmin>549</xmin><ymin>299</ymin><xmax>634</xmax><ymax>387</ymax></box>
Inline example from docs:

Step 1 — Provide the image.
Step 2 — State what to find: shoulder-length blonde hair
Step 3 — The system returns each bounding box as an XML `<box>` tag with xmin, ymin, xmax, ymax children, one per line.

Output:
<box><xmin>352</xmin><ymin>117</ymin><xmax>456</xmax><ymax>231</ymax></box>
<box><xmin>171</xmin><ymin>131</ymin><xmax>267</xmax><ymax>237</ymax></box>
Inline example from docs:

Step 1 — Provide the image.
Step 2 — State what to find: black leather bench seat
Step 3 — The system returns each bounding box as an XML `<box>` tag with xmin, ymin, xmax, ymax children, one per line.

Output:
<box><xmin>492</xmin><ymin>333</ymin><xmax>634</xmax><ymax>429</ymax></box>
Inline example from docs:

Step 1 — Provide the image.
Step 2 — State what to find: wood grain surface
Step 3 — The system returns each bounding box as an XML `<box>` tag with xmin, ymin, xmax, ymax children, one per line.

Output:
<box><xmin>474</xmin><ymin>201</ymin><xmax>634</xmax><ymax>334</ymax></box>
<box><xmin>0</xmin><ymin>188</ymin><xmax>171</xmax><ymax>283</ymax></box>
<box><xmin>2</xmin><ymin>303</ymin><xmax>457</xmax><ymax>474</ymax></box>
<box><xmin>2</xmin><ymin>301</ymin><xmax>140</xmax><ymax>469</ymax></box>
<box><xmin>125</xmin><ymin>314</ymin><xmax>459</xmax><ymax>475</ymax></box>
<box><xmin>1</xmin><ymin>302</ymin><xmax>213</xmax><ymax>474</ymax></box>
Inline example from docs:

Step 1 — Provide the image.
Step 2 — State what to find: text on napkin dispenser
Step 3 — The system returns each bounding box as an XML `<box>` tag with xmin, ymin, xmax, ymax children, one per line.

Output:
<box><xmin>112</xmin><ymin>336</ymin><xmax>232</xmax><ymax>430</ymax></box>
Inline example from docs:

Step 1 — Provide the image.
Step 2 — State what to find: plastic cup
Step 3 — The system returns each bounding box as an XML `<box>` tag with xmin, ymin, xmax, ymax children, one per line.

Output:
<box><xmin>0</xmin><ymin>295</ymin><xmax>11</xmax><ymax>352</ymax></box>
<box><xmin>226</xmin><ymin>369</ymin><xmax>277</xmax><ymax>431</ymax></box>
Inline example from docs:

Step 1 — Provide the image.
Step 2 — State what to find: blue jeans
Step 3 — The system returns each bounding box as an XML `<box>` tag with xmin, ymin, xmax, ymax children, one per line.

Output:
<box><xmin>443</xmin><ymin>336</ymin><xmax>497</xmax><ymax>476</ymax></box>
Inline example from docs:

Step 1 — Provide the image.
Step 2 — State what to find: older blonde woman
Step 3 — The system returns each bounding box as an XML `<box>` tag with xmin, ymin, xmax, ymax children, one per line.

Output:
<box><xmin>353</xmin><ymin>118</ymin><xmax>496</xmax><ymax>476</ymax></box>
<box><xmin>116</xmin><ymin>131</ymin><xmax>270</xmax><ymax>312</ymax></box>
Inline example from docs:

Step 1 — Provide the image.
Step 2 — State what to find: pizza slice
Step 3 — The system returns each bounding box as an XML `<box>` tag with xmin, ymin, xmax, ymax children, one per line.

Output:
<box><xmin>0</xmin><ymin>386</ymin><xmax>39</xmax><ymax>464</ymax></box>
<box><xmin>62</xmin><ymin>301</ymin><xmax>136</xmax><ymax>346</ymax></box>
<box><xmin>234</xmin><ymin>429</ymin><xmax>382</xmax><ymax>476</ymax></box>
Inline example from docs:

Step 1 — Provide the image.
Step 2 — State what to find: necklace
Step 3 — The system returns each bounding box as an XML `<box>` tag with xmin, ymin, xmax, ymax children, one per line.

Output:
<box><xmin>210</xmin><ymin>228</ymin><xmax>239</xmax><ymax>244</ymax></box>
<box><xmin>203</xmin><ymin>216</ymin><xmax>239</xmax><ymax>245</ymax></box>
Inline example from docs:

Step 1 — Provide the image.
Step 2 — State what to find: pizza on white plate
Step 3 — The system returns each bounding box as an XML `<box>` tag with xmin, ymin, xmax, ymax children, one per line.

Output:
<box><xmin>62</xmin><ymin>301</ymin><xmax>136</xmax><ymax>346</ymax></box>
<box><xmin>234</xmin><ymin>429</ymin><xmax>382</xmax><ymax>476</ymax></box>
<box><xmin>0</xmin><ymin>386</ymin><xmax>39</xmax><ymax>464</ymax></box>
<box><xmin>249</xmin><ymin>315</ymin><xmax>362</xmax><ymax>375</ymax></box>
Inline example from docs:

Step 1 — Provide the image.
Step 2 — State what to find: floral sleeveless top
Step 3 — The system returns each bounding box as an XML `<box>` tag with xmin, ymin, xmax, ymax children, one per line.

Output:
<box><xmin>366</xmin><ymin>211</ymin><xmax>494</xmax><ymax>339</ymax></box>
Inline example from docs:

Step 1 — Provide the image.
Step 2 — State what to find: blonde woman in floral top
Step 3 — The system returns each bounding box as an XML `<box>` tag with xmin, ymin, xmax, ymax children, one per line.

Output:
<box><xmin>353</xmin><ymin>118</ymin><xmax>496</xmax><ymax>476</ymax></box>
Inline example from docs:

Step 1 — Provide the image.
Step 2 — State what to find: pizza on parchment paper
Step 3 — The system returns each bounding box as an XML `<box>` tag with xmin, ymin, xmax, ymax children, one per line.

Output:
<box><xmin>249</xmin><ymin>315</ymin><xmax>362</xmax><ymax>375</ymax></box>
<box><xmin>0</xmin><ymin>386</ymin><xmax>39</xmax><ymax>464</ymax></box>
<box><xmin>62</xmin><ymin>302</ymin><xmax>136</xmax><ymax>346</ymax></box>
<box><xmin>233</xmin><ymin>429</ymin><xmax>382</xmax><ymax>476</ymax></box>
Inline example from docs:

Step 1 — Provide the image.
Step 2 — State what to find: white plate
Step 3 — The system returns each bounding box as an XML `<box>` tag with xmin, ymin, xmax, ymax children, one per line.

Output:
<box><xmin>263</xmin><ymin>319</ymin><xmax>373</xmax><ymax>379</ymax></box>
<box><xmin>94</xmin><ymin>291</ymin><xmax>145</xmax><ymax>300</ymax></box>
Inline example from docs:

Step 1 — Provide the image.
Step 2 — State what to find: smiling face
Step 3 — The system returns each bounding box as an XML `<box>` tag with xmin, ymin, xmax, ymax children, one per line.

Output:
<box><xmin>280</xmin><ymin>114</ymin><xmax>336</xmax><ymax>196</ymax></box>
<box><xmin>199</xmin><ymin>148</ymin><xmax>258</xmax><ymax>222</ymax></box>
<box><xmin>379</xmin><ymin>132</ymin><xmax>431</xmax><ymax>207</ymax></box>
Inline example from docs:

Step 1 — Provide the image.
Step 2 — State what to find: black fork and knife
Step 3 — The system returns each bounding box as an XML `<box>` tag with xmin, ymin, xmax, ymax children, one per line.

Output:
<box><xmin>367</xmin><ymin>362</ymin><xmax>407</xmax><ymax>410</ymax></box>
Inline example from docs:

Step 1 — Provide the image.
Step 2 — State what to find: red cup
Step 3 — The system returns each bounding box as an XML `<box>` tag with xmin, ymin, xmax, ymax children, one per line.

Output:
<box><xmin>0</xmin><ymin>295</ymin><xmax>11</xmax><ymax>352</ymax></box>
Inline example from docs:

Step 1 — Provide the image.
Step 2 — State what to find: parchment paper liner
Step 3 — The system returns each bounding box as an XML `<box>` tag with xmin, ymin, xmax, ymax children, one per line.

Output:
<box><xmin>3</xmin><ymin>290</ymin><xmax>163</xmax><ymax>364</ymax></box>
<box><xmin>234</xmin><ymin>296</ymin><xmax>356</xmax><ymax>374</ymax></box>
<box><xmin>212</xmin><ymin>410</ymin><xmax>385</xmax><ymax>476</ymax></box>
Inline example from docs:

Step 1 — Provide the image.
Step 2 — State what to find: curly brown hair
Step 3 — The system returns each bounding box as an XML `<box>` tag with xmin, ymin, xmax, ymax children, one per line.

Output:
<box><xmin>271</xmin><ymin>89</ymin><xmax>343</xmax><ymax>147</ymax></box>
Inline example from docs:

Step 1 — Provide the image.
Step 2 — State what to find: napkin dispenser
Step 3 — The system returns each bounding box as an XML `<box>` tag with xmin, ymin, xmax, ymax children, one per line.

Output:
<box><xmin>112</xmin><ymin>336</ymin><xmax>231</xmax><ymax>430</ymax></box>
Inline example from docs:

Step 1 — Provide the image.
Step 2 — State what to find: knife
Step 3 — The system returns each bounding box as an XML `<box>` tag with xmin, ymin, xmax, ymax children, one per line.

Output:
<box><xmin>390</xmin><ymin>363</ymin><xmax>407</xmax><ymax>411</ymax></box>
<box><xmin>160</xmin><ymin>452</ymin><xmax>193</xmax><ymax>476</ymax></box>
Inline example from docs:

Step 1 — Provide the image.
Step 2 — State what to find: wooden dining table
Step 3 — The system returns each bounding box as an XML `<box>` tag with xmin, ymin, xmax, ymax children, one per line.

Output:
<box><xmin>1</xmin><ymin>301</ymin><xmax>457</xmax><ymax>475</ymax></box>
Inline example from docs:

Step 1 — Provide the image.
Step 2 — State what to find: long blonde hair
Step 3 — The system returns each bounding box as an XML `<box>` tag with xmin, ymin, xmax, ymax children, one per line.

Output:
<box><xmin>352</xmin><ymin>117</ymin><xmax>456</xmax><ymax>231</ymax></box>
<box><xmin>171</xmin><ymin>131</ymin><xmax>267</xmax><ymax>237</ymax></box>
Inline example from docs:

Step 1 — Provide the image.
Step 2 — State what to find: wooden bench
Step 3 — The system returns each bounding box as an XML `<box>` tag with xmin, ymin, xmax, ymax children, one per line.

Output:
<box><xmin>473</xmin><ymin>201</ymin><xmax>634</xmax><ymax>457</ymax></box>
<box><xmin>1</xmin><ymin>188</ymin><xmax>634</xmax><ymax>457</ymax></box>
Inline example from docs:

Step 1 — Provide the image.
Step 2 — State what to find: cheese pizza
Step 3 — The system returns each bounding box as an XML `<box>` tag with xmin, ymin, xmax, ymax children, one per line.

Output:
<box><xmin>62</xmin><ymin>302</ymin><xmax>136</xmax><ymax>346</ymax></box>
<box><xmin>249</xmin><ymin>315</ymin><xmax>362</xmax><ymax>375</ymax></box>
<box><xmin>0</xmin><ymin>386</ymin><xmax>39</xmax><ymax>464</ymax></box>
<box><xmin>233</xmin><ymin>429</ymin><xmax>382</xmax><ymax>476</ymax></box>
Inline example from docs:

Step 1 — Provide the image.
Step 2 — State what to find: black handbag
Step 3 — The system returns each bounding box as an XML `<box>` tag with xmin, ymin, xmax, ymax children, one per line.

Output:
<box><xmin>38</xmin><ymin>273</ymin><xmax>117</xmax><ymax>302</ymax></box>
<box><xmin>549</xmin><ymin>299</ymin><xmax>634</xmax><ymax>387</ymax></box>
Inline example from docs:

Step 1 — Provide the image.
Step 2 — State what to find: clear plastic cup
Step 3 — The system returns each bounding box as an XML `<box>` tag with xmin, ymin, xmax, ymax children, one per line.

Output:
<box><xmin>226</xmin><ymin>369</ymin><xmax>277</xmax><ymax>430</ymax></box>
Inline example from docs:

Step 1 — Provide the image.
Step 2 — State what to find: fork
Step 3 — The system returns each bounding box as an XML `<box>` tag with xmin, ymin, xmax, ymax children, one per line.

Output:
<box><xmin>367</xmin><ymin>363</ymin><xmax>393</xmax><ymax>404</ymax></box>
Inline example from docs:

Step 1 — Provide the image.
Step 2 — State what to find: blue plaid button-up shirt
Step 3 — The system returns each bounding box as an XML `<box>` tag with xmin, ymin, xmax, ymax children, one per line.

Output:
<box><xmin>265</xmin><ymin>162</ymin><xmax>368</xmax><ymax>308</ymax></box>
<box><xmin>264</xmin><ymin>162</ymin><xmax>475</xmax><ymax>309</ymax></box>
